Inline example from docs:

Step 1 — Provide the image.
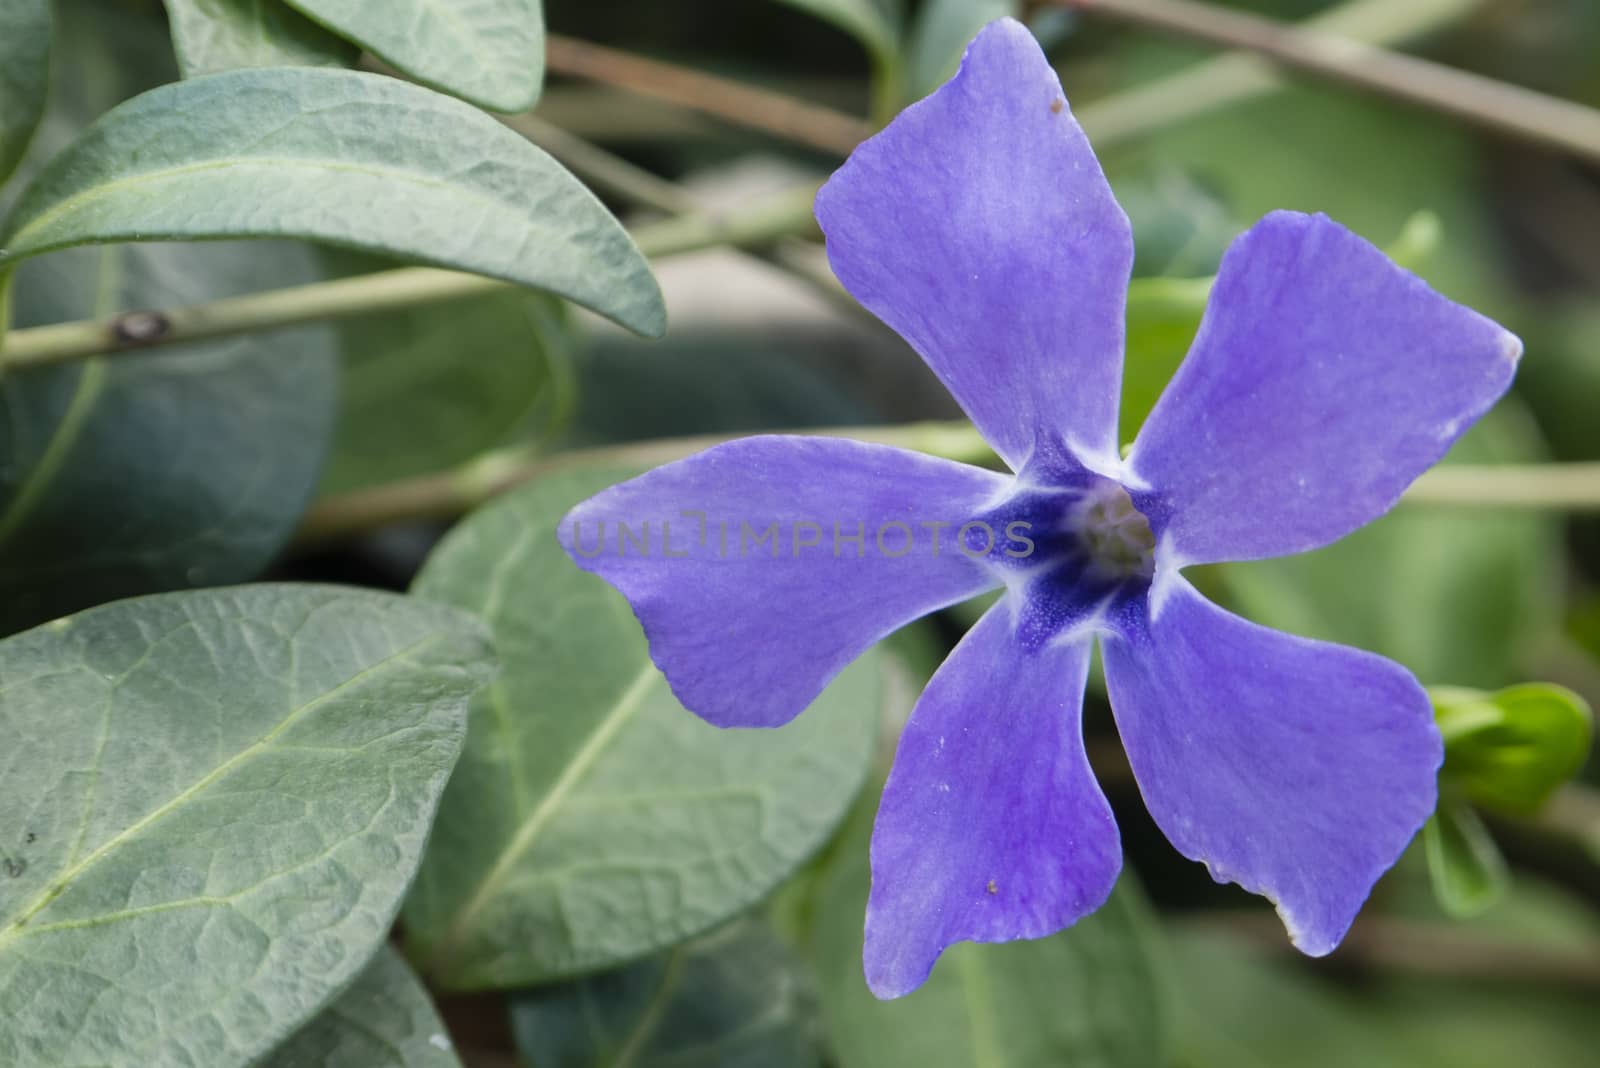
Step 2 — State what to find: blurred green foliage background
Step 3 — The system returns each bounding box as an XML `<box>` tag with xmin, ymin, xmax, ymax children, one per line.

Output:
<box><xmin>3</xmin><ymin>1</ymin><xmax>1597</xmax><ymax>1065</ymax></box>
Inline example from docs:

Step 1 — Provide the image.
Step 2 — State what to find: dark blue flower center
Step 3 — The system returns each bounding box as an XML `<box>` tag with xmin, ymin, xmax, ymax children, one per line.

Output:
<box><xmin>972</xmin><ymin>475</ymin><xmax>1157</xmax><ymax>650</ymax></box>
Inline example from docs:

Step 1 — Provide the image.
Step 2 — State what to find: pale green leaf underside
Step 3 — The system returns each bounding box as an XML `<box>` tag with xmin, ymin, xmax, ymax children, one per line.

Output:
<box><xmin>0</xmin><ymin>67</ymin><xmax>665</xmax><ymax>336</ymax></box>
<box><xmin>405</xmin><ymin>466</ymin><xmax>880</xmax><ymax>990</ymax></box>
<box><xmin>164</xmin><ymin>0</ymin><xmax>357</xmax><ymax>77</ymax></box>
<box><xmin>0</xmin><ymin>0</ymin><xmax>51</xmax><ymax>183</ymax></box>
<box><xmin>0</xmin><ymin>585</ymin><xmax>493</xmax><ymax>1068</ymax></box>
<box><xmin>286</xmin><ymin>0</ymin><xmax>545</xmax><ymax>112</ymax></box>
<box><xmin>262</xmin><ymin>945</ymin><xmax>463</xmax><ymax>1068</ymax></box>
<box><xmin>511</xmin><ymin>919</ymin><xmax>819</xmax><ymax>1068</ymax></box>
<box><xmin>771</xmin><ymin>0</ymin><xmax>899</xmax><ymax>63</ymax></box>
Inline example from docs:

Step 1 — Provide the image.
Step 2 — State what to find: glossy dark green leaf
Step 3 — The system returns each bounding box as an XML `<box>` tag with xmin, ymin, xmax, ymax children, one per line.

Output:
<box><xmin>262</xmin><ymin>946</ymin><xmax>463</xmax><ymax>1068</ymax></box>
<box><xmin>317</xmin><ymin>248</ymin><xmax>574</xmax><ymax>495</ymax></box>
<box><xmin>1422</xmin><ymin>799</ymin><xmax>1508</xmax><ymax>919</ymax></box>
<box><xmin>812</xmin><ymin>787</ymin><xmax>1171</xmax><ymax>1068</ymax></box>
<box><xmin>1224</xmin><ymin>405</ymin><xmax>1561</xmax><ymax>688</ymax></box>
<box><xmin>510</xmin><ymin>919</ymin><xmax>820</xmax><ymax>1068</ymax></box>
<box><xmin>0</xmin><ymin>0</ymin><xmax>49</xmax><ymax>185</ymax></box>
<box><xmin>0</xmin><ymin>585</ymin><xmax>494</xmax><ymax>1068</ymax></box>
<box><xmin>285</xmin><ymin>0</ymin><xmax>545</xmax><ymax>112</ymax></box>
<box><xmin>164</xmin><ymin>0</ymin><xmax>357</xmax><ymax>77</ymax></box>
<box><xmin>1433</xmin><ymin>684</ymin><xmax>1594</xmax><ymax>816</ymax></box>
<box><xmin>405</xmin><ymin>466</ymin><xmax>880</xmax><ymax>990</ymax></box>
<box><xmin>0</xmin><ymin>68</ymin><xmax>665</xmax><ymax>336</ymax></box>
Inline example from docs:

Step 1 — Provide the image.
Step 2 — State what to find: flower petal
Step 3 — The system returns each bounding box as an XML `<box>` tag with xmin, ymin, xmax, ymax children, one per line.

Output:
<box><xmin>560</xmin><ymin>436</ymin><xmax>1008</xmax><ymax>727</ymax></box>
<box><xmin>1127</xmin><ymin>210</ymin><xmax>1520</xmax><ymax>565</ymax></box>
<box><xmin>1101</xmin><ymin>579</ymin><xmax>1441</xmax><ymax>954</ymax></box>
<box><xmin>865</xmin><ymin>600</ymin><xmax>1119</xmax><ymax>998</ymax></box>
<box><xmin>815</xmin><ymin>18</ymin><xmax>1133</xmax><ymax>472</ymax></box>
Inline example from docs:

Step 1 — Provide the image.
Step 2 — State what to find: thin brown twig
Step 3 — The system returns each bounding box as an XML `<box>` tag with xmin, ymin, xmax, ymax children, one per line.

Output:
<box><xmin>544</xmin><ymin>34</ymin><xmax>872</xmax><ymax>156</ymax></box>
<box><xmin>1061</xmin><ymin>0</ymin><xmax>1600</xmax><ymax>166</ymax></box>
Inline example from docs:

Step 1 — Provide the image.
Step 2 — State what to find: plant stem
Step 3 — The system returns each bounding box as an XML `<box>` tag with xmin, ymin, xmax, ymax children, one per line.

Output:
<box><xmin>544</xmin><ymin>33</ymin><xmax>872</xmax><ymax>156</ymax></box>
<box><xmin>1401</xmin><ymin>463</ymin><xmax>1600</xmax><ymax>510</ymax></box>
<box><xmin>1063</xmin><ymin>0</ymin><xmax>1600</xmax><ymax>165</ymax></box>
<box><xmin>504</xmin><ymin>112</ymin><xmax>697</xmax><ymax>215</ymax></box>
<box><xmin>294</xmin><ymin>424</ymin><xmax>1600</xmax><ymax>547</ymax></box>
<box><xmin>0</xmin><ymin>0</ymin><xmax>1489</xmax><ymax>371</ymax></box>
<box><xmin>293</xmin><ymin>422</ymin><xmax>997</xmax><ymax>546</ymax></box>
<box><xmin>510</xmin><ymin>118</ymin><xmax>865</xmax><ymax>317</ymax></box>
<box><xmin>1185</xmin><ymin>911</ymin><xmax>1600</xmax><ymax>987</ymax></box>
<box><xmin>0</xmin><ymin>184</ymin><xmax>821</xmax><ymax>371</ymax></box>
<box><xmin>1074</xmin><ymin>0</ymin><xmax>1488</xmax><ymax>149</ymax></box>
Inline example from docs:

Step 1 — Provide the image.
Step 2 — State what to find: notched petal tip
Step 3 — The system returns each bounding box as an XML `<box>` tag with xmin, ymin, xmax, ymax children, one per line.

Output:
<box><xmin>862</xmin><ymin>606</ymin><xmax>1120</xmax><ymax>999</ymax></box>
<box><xmin>815</xmin><ymin>14</ymin><xmax>1132</xmax><ymax>473</ymax></box>
<box><xmin>1126</xmin><ymin>206</ymin><xmax>1522</xmax><ymax>564</ymax></box>
<box><xmin>1104</xmin><ymin>581</ymin><xmax>1441</xmax><ymax>965</ymax></box>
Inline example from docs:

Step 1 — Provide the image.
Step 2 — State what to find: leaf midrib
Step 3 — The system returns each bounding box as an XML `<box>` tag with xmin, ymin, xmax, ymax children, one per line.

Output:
<box><xmin>0</xmin><ymin>629</ymin><xmax>445</xmax><ymax>945</ymax></box>
<box><xmin>427</xmin><ymin>656</ymin><xmax>658</xmax><ymax>973</ymax></box>
<box><xmin>5</xmin><ymin>153</ymin><xmax>539</xmax><ymax>261</ymax></box>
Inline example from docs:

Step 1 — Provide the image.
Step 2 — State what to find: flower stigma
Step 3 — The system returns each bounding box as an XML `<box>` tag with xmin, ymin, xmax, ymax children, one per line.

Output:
<box><xmin>1072</xmin><ymin>482</ymin><xmax>1156</xmax><ymax>582</ymax></box>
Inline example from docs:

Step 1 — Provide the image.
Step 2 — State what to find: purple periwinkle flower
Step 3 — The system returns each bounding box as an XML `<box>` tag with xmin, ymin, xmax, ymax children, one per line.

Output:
<box><xmin>560</xmin><ymin>19</ymin><xmax>1520</xmax><ymax>998</ymax></box>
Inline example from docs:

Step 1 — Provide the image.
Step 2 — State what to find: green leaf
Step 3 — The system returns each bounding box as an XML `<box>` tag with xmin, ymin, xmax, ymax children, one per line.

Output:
<box><xmin>0</xmin><ymin>0</ymin><xmax>49</xmax><ymax>185</ymax></box>
<box><xmin>0</xmin><ymin>67</ymin><xmax>665</xmax><ymax>337</ymax></box>
<box><xmin>1171</xmin><ymin>930</ymin><xmax>1414</xmax><ymax>1068</ymax></box>
<box><xmin>1432</xmin><ymin>683</ymin><xmax>1594</xmax><ymax>816</ymax></box>
<box><xmin>1358</xmin><ymin>880</ymin><xmax>1600</xmax><ymax>1068</ymax></box>
<box><xmin>1120</xmin><ymin>275</ymin><xmax>1210</xmax><ymax>440</ymax></box>
<box><xmin>1422</xmin><ymin>799</ymin><xmax>1509</xmax><ymax>919</ymax></box>
<box><xmin>262</xmin><ymin>945</ymin><xmax>463</xmax><ymax>1068</ymax></box>
<box><xmin>771</xmin><ymin>0</ymin><xmax>900</xmax><ymax>63</ymax></box>
<box><xmin>0</xmin><ymin>585</ymin><xmax>494</xmax><ymax>1068</ymax></box>
<box><xmin>164</xmin><ymin>0</ymin><xmax>357</xmax><ymax>77</ymax></box>
<box><xmin>284</xmin><ymin>0</ymin><xmax>545</xmax><ymax>112</ymax></box>
<box><xmin>1108</xmin><ymin>78</ymin><xmax>1500</xmax><ymax>307</ymax></box>
<box><xmin>812</xmin><ymin>788</ymin><xmax>1171</xmax><ymax>1068</ymax></box>
<box><xmin>510</xmin><ymin>918</ymin><xmax>820</xmax><ymax>1068</ymax></box>
<box><xmin>0</xmin><ymin>241</ymin><xmax>339</xmax><ymax>636</ymax></box>
<box><xmin>316</xmin><ymin>248</ymin><xmax>574</xmax><ymax>495</ymax></box>
<box><xmin>404</xmin><ymin>465</ymin><xmax>880</xmax><ymax>990</ymax></box>
<box><xmin>566</xmin><ymin>329</ymin><xmax>874</xmax><ymax>448</ymax></box>
<box><xmin>0</xmin><ymin>1</ymin><xmax>339</xmax><ymax>636</ymax></box>
<box><xmin>1223</xmin><ymin>404</ymin><xmax>1561</xmax><ymax>688</ymax></box>
<box><xmin>903</xmin><ymin>0</ymin><xmax>1013</xmax><ymax>98</ymax></box>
